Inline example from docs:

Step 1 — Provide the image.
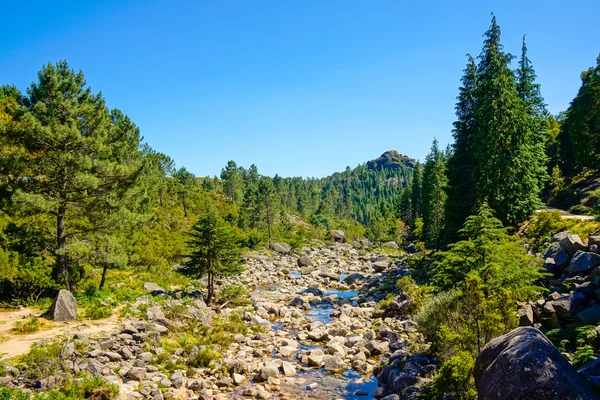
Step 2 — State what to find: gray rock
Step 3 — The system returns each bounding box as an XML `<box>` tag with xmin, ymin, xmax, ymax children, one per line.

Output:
<box><xmin>143</xmin><ymin>282</ymin><xmax>166</xmax><ymax>295</ymax></box>
<box><xmin>50</xmin><ymin>289</ymin><xmax>77</xmax><ymax>321</ymax></box>
<box><xmin>324</xmin><ymin>355</ymin><xmax>346</xmax><ymax>373</ymax></box>
<box><xmin>270</xmin><ymin>242</ymin><xmax>292</xmax><ymax>254</ymax></box>
<box><xmin>342</xmin><ymin>272</ymin><xmax>367</xmax><ymax>286</ymax></box>
<box><xmin>328</xmin><ymin>230</ymin><xmax>347</xmax><ymax>243</ymax></box>
<box><xmin>566</xmin><ymin>251</ymin><xmax>600</xmax><ymax>276</ymax></box>
<box><xmin>560</xmin><ymin>234</ymin><xmax>587</xmax><ymax>257</ymax></box>
<box><xmin>281</xmin><ymin>361</ymin><xmax>296</xmax><ymax>376</ymax></box>
<box><xmin>171</xmin><ymin>370</ymin><xmax>185</xmax><ymax>388</ymax></box>
<box><xmin>381</xmin><ymin>241</ymin><xmax>399</xmax><ymax>250</ymax></box>
<box><xmin>255</xmin><ymin>365</ymin><xmax>279</xmax><ymax>382</ymax></box>
<box><xmin>405</xmin><ymin>243</ymin><xmax>417</xmax><ymax>254</ymax></box>
<box><xmin>232</xmin><ymin>373</ymin><xmax>245</xmax><ymax>386</ymax></box>
<box><xmin>127</xmin><ymin>367</ymin><xmax>147</xmax><ymax>381</ymax></box>
<box><xmin>551</xmin><ymin>231</ymin><xmax>571</xmax><ymax>243</ymax></box>
<box><xmin>373</xmin><ymin>261</ymin><xmax>389</xmax><ymax>273</ymax></box>
<box><xmin>297</xmin><ymin>255</ymin><xmax>312</xmax><ymax>267</ymax></box>
<box><xmin>474</xmin><ymin>327</ymin><xmax>597</xmax><ymax>400</ymax></box>
<box><xmin>588</xmin><ymin>236</ymin><xmax>600</xmax><ymax>248</ymax></box>
<box><xmin>578</xmin><ymin>306</ymin><xmax>600</xmax><ymax>325</ymax></box>
<box><xmin>517</xmin><ymin>305</ymin><xmax>534</xmax><ymax>326</ymax></box>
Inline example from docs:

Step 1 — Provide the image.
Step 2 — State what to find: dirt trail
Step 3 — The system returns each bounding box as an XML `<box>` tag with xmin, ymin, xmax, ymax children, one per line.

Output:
<box><xmin>0</xmin><ymin>308</ymin><xmax>120</xmax><ymax>359</ymax></box>
<box><xmin>536</xmin><ymin>207</ymin><xmax>596</xmax><ymax>221</ymax></box>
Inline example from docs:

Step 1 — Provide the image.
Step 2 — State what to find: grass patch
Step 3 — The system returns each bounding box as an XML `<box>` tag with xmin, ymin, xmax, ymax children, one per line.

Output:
<box><xmin>11</xmin><ymin>318</ymin><xmax>41</xmax><ymax>335</ymax></box>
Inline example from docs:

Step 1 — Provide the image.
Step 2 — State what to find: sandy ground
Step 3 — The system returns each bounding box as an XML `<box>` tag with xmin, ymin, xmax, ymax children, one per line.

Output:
<box><xmin>0</xmin><ymin>308</ymin><xmax>120</xmax><ymax>359</ymax></box>
<box><xmin>537</xmin><ymin>207</ymin><xmax>596</xmax><ymax>221</ymax></box>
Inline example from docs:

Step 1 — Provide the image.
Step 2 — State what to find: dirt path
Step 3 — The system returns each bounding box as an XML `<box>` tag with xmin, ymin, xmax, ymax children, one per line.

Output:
<box><xmin>0</xmin><ymin>308</ymin><xmax>120</xmax><ymax>359</ymax></box>
<box><xmin>536</xmin><ymin>207</ymin><xmax>596</xmax><ymax>221</ymax></box>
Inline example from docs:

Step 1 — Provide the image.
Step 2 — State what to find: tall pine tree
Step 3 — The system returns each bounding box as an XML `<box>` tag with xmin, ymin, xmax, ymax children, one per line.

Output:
<box><xmin>445</xmin><ymin>56</ymin><xmax>478</xmax><ymax>243</ymax></box>
<box><xmin>422</xmin><ymin>139</ymin><xmax>448</xmax><ymax>249</ymax></box>
<box><xmin>474</xmin><ymin>16</ymin><xmax>545</xmax><ymax>225</ymax></box>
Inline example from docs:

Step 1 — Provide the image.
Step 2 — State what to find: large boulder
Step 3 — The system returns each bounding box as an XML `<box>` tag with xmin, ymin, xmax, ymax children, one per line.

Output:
<box><xmin>381</xmin><ymin>241</ymin><xmax>399</xmax><ymax>250</ymax></box>
<box><xmin>342</xmin><ymin>272</ymin><xmax>367</xmax><ymax>286</ymax></box>
<box><xmin>270</xmin><ymin>242</ymin><xmax>292</xmax><ymax>254</ymax></box>
<box><xmin>297</xmin><ymin>255</ymin><xmax>312</xmax><ymax>267</ymax></box>
<box><xmin>474</xmin><ymin>327</ymin><xmax>597</xmax><ymax>400</ymax></box>
<box><xmin>50</xmin><ymin>289</ymin><xmax>77</xmax><ymax>321</ymax></box>
<box><xmin>560</xmin><ymin>234</ymin><xmax>588</xmax><ymax>257</ymax></box>
<box><xmin>143</xmin><ymin>282</ymin><xmax>166</xmax><ymax>295</ymax></box>
<box><xmin>566</xmin><ymin>251</ymin><xmax>600</xmax><ymax>277</ymax></box>
<box><xmin>328</xmin><ymin>230</ymin><xmax>346</xmax><ymax>243</ymax></box>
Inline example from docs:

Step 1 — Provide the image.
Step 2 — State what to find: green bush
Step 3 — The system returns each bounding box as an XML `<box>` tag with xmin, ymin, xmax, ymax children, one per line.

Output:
<box><xmin>85</xmin><ymin>302</ymin><xmax>111</xmax><ymax>320</ymax></box>
<box><xmin>569</xmin><ymin>205</ymin><xmax>594</xmax><ymax>216</ymax></box>
<box><xmin>219</xmin><ymin>284</ymin><xmax>250</xmax><ymax>306</ymax></box>
<box><xmin>430</xmin><ymin>351</ymin><xmax>477</xmax><ymax>399</ymax></box>
<box><xmin>188</xmin><ymin>346</ymin><xmax>222</xmax><ymax>368</ymax></box>
<box><xmin>0</xmin><ymin>249</ymin><xmax>55</xmax><ymax>304</ymax></box>
<box><xmin>572</xmin><ymin>345</ymin><xmax>596</xmax><ymax>367</ymax></box>
<box><xmin>0</xmin><ymin>375</ymin><xmax>118</xmax><ymax>399</ymax></box>
<box><xmin>17</xmin><ymin>342</ymin><xmax>67</xmax><ymax>382</ymax></box>
<box><xmin>11</xmin><ymin>317</ymin><xmax>41</xmax><ymax>334</ymax></box>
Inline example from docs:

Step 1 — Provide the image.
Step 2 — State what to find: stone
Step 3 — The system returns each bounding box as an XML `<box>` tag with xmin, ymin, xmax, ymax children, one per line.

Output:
<box><xmin>578</xmin><ymin>306</ymin><xmax>600</xmax><ymax>325</ymax></box>
<box><xmin>328</xmin><ymin>230</ymin><xmax>347</xmax><ymax>243</ymax></box>
<box><xmin>342</xmin><ymin>272</ymin><xmax>367</xmax><ymax>285</ymax></box>
<box><xmin>588</xmin><ymin>236</ymin><xmax>600</xmax><ymax>248</ymax></box>
<box><xmin>560</xmin><ymin>234</ymin><xmax>587</xmax><ymax>257</ymax></box>
<box><xmin>373</xmin><ymin>261</ymin><xmax>389</xmax><ymax>273</ymax></box>
<box><xmin>297</xmin><ymin>255</ymin><xmax>312</xmax><ymax>267</ymax></box>
<box><xmin>517</xmin><ymin>304</ymin><xmax>534</xmax><ymax>326</ymax></box>
<box><xmin>126</xmin><ymin>367</ymin><xmax>147</xmax><ymax>381</ymax></box>
<box><xmin>255</xmin><ymin>365</ymin><xmax>279</xmax><ymax>382</ymax></box>
<box><xmin>405</xmin><ymin>243</ymin><xmax>417</xmax><ymax>254</ymax></box>
<box><xmin>381</xmin><ymin>241</ymin><xmax>399</xmax><ymax>250</ymax></box>
<box><xmin>146</xmin><ymin>306</ymin><xmax>165</xmax><ymax>320</ymax></box>
<box><xmin>281</xmin><ymin>361</ymin><xmax>296</xmax><ymax>376</ymax></box>
<box><xmin>270</xmin><ymin>242</ymin><xmax>292</xmax><ymax>254</ymax></box>
<box><xmin>49</xmin><ymin>289</ymin><xmax>77</xmax><ymax>321</ymax></box>
<box><xmin>143</xmin><ymin>282</ymin><xmax>166</xmax><ymax>295</ymax></box>
<box><xmin>308</xmin><ymin>349</ymin><xmax>325</xmax><ymax>366</ymax></box>
<box><xmin>551</xmin><ymin>231</ymin><xmax>571</xmax><ymax>243</ymax></box>
<box><xmin>232</xmin><ymin>373</ymin><xmax>245</xmax><ymax>386</ymax></box>
<box><xmin>60</xmin><ymin>342</ymin><xmax>75</xmax><ymax>359</ymax></box>
<box><xmin>474</xmin><ymin>327</ymin><xmax>597</xmax><ymax>400</ymax></box>
<box><xmin>566</xmin><ymin>251</ymin><xmax>600</xmax><ymax>276</ymax></box>
<box><xmin>171</xmin><ymin>370</ymin><xmax>185</xmax><ymax>388</ymax></box>
<box><xmin>323</xmin><ymin>355</ymin><xmax>346</xmax><ymax>373</ymax></box>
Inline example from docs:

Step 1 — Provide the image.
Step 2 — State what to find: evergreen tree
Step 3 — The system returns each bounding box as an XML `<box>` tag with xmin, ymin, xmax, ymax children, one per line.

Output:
<box><xmin>561</xmin><ymin>54</ymin><xmax>600</xmax><ymax>172</ymax></box>
<box><xmin>220</xmin><ymin>160</ymin><xmax>244</xmax><ymax>205</ymax></box>
<box><xmin>182</xmin><ymin>205</ymin><xmax>242</xmax><ymax>304</ymax></box>
<box><xmin>474</xmin><ymin>16</ymin><xmax>545</xmax><ymax>225</ymax></box>
<box><xmin>258</xmin><ymin>177</ymin><xmax>277</xmax><ymax>245</ymax></box>
<box><xmin>422</xmin><ymin>139</ymin><xmax>448</xmax><ymax>248</ymax></box>
<box><xmin>173</xmin><ymin>167</ymin><xmax>196</xmax><ymax>218</ymax></box>
<box><xmin>3</xmin><ymin>61</ymin><xmax>142</xmax><ymax>290</ymax></box>
<box><xmin>445</xmin><ymin>56</ymin><xmax>479</xmax><ymax>243</ymax></box>
<box><xmin>410</xmin><ymin>163</ymin><xmax>423</xmax><ymax>225</ymax></box>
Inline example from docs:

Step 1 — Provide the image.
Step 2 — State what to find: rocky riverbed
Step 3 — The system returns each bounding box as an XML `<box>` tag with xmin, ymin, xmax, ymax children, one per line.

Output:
<box><xmin>0</xmin><ymin>241</ymin><xmax>438</xmax><ymax>399</ymax></box>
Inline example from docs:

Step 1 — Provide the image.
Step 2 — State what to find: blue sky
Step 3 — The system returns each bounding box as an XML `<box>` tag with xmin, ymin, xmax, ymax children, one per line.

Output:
<box><xmin>1</xmin><ymin>1</ymin><xmax>598</xmax><ymax>178</ymax></box>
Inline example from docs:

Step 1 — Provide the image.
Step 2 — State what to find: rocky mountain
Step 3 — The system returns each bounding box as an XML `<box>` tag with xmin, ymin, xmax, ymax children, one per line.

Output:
<box><xmin>365</xmin><ymin>150</ymin><xmax>416</xmax><ymax>171</ymax></box>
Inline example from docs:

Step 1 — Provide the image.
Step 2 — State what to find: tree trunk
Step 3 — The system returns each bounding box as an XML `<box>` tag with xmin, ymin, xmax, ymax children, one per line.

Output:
<box><xmin>182</xmin><ymin>193</ymin><xmax>188</xmax><ymax>218</ymax></box>
<box><xmin>99</xmin><ymin>264</ymin><xmax>108</xmax><ymax>289</ymax></box>
<box><xmin>206</xmin><ymin>272</ymin><xmax>213</xmax><ymax>304</ymax></box>
<box><xmin>56</xmin><ymin>205</ymin><xmax>70</xmax><ymax>291</ymax></box>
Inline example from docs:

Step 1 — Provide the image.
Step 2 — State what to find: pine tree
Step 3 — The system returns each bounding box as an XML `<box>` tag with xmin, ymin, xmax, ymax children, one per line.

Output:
<box><xmin>474</xmin><ymin>16</ymin><xmax>545</xmax><ymax>225</ymax></box>
<box><xmin>3</xmin><ymin>61</ymin><xmax>142</xmax><ymax>290</ymax></box>
<box><xmin>410</xmin><ymin>163</ymin><xmax>423</xmax><ymax>225</ymax></box>
<box><xmin>173</xmin><ymin>167</ymin><xmax>196</xmax><ymax>218</ymax></box>
<box><xmin>561</xmin><ymin>54</ymin><xmax>600</xmax><ymax>172</ymax></box>
<box><xmin>258</xmin><ymin>177</ymin><xmax>277</xmax><ymax>245</ymax></box>
<box><xmin>220</xmin><ymin>160</ymin><xmax>244</xmax><ymax>205</ymax></box>
<box><xmin>422</xmin><ymin>139</ymin><xmax>448</xmax><ymax>248</ymax></box>
<box><xmin>445</xmin><ymin>56</ymin><xmax>479</xmax><ymax>243</ymax></box>
<box><xmin>182</xmin><ymin>205</ymin><xmax>242</xmax><ymax>304</ymax></box>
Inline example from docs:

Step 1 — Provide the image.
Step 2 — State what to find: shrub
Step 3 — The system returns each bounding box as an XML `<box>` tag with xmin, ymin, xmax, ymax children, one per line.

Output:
<box><xmin>188</xmin><ymin>346</ymin><xmax>222</xmax><ymax>368</ymax></box>
<box><xmin>572</xmin><ymin>345</ymin><xmax>596</xmax><ymax>367</ymax></box>
<box><xmin>11</xmin><ymin>317</ymin><xmax>41</xmax><ymax>334</ymax></box>
<box><xmin>0</xmin><ymin>250</ymin><xmax>55</xmax><ymax>304</ymax></box>
<box><xmin>219</xmin><ymin>284</ymin><xmax>250</xmax><ymax>306</ymax></box>
<box><xmin>431</xmin><ymin>351</ymin><xmax>477</xmax><ymax>399</ymax></box>
<box><xmin>17</xmin><ymin>342</ymin><xmax>67</xmax><ymax>382</ymax></box>
<box><xmin>569</xmin><ymin>205</ymin><xmax>594</xmax><ymax>216</ymax></box>
<box><xmin>85</xmin><ymin>302</ymin><xmax>111</xmax><ymax>320</ymax></box>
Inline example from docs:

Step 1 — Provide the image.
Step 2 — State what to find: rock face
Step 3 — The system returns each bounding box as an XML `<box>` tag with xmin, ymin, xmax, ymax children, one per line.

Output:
<box><xmin>50</xmin><ymin>289</ymin><xmax>77</xmax><ymax>321</ymax></box>
<box><xmin>474</xmin><ymin>327</ymin><xmax>597</xmax><ymax>400</ymax></box>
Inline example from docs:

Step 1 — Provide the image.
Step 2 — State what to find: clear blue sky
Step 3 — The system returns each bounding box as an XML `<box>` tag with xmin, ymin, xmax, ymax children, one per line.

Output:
<box><xmin>1</xmin><ymin>1</ymin><xmax>598</xmax><ymax>178</ymax></box>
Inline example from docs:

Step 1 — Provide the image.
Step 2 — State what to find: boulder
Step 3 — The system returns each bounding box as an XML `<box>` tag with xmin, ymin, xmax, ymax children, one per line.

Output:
<box><xmin>566</xmin><ymin>251</ymin><xmax>600</xmax><ymax>276</ymax></box>
<box><xmin>143</xmin><ymin>282</ymin><xmax>166</xmax><ymax>295</ymax></box>
<box><xmin>577</xmin><ymin>306</ymin><xmax>600</xmax><ymax>325</ymax></box>
<box><xmin>588</xmin><ymin>236</ymin><xmax>600</xmax><ymax>248</ymax></box>
<box><xmin>474</xmin><ymin>327</ymin><xmax>597</xmax><ymax>400</ymax></box>
<box><xmin>405</xmin><ymin>243</ymin><xmax>417</xmax><ymax>254</ymax></box>
<box><xmin>381</xmin><ymin>241</ymin><xmax>399</xmax><ymax>250</ymax></box>
<box><xmin>551</xmin><ymin>231</ymin><xmax>571</xmax><ymax>243</ymax></box>
<box><xmin>328</xmin><ymin>230</ymin><xmax>347</xmax><ymax>243</ymax></box>
<box><xmin>297</xmin><ymin>255</ymin><xmax>312</xmax><ymax>267</ymax></box>
<box><xmin>342</xmin><ymin>273</ymin><xmax>367</xmax><ymax>286</ymax></box>
<box><xmin>560</xmin><ymin>234</ymin><xmax>587</xmax><ymax>257</ymax></box>
<box><xmin>373</xmin><ymin>261</ymin><xmax>389</xmax><ymax>273</ymax></box>
<box><xmin>270</xmin><ymin>242</ymin><xmax>292</xmax><ymax>254</ymax></box>
<box><xmin>323</xmin><ymin>355</ymin><xmax>346</xmax><ymax>373</ymax></box>
<box><xmin>517</xmin><ymin>304</ymin><xmax>534</xmax><ymax>326</ymax></box>
<box><xmin>254</xmin><ymin>364</ymin><xmax>279</xmax><ymax>382</ymax></box>
<box><xmin>50</xmin><ymin>289</ymin><xmax>77</xmax><ymax>322</ymax></box>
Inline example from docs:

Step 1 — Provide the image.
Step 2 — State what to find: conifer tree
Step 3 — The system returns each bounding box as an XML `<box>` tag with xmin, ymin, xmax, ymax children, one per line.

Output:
<box><xmin>182</xmin><ymin>204</ymin><xmax>242</xmax><ymax>304</ymax></box>
<box><xmin>410</xmin><ymin>163</ymin><xmax>423</xmax><ymax>225</ymax></box>
<box><xmin>422</xmin><ymin>139</ymin><xmax>448</xmax><ymax>248</ymax></box>
<box><xmin>445</xmin><ymin>56</ymin><xmax>479</xmax><ymax>243</ymax></box>
<box><xmin>474</xmin><ymin>16</ymin><xmax>545</xmax><ymax>225</ymax></box>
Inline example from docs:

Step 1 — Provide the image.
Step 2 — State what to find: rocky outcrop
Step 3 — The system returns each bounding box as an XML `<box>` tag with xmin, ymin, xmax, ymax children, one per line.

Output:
<box><xmin>270</xmin><ymin>242</ymin><xmax>292</xmax><ymax>254</ymax></box>
<box><xmin>474</xmin><ymin>327</ymin><xmax>597</xmax><ymax>400</ymax></box>
<box><xmin>49</xmin><ymin>289</ymin><xmax>77</xmax><ymax>321</ymax></box>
